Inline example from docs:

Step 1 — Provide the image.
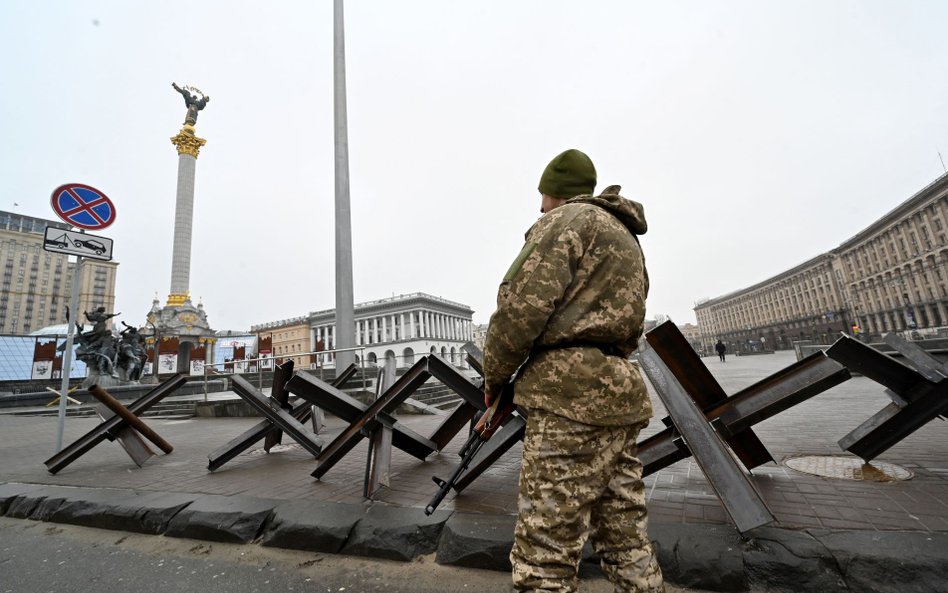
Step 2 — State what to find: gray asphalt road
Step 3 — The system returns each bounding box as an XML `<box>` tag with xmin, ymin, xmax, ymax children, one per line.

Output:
<box><xmin>0</xmin><ymin>517</ymin><xmax>724</xmax><ymax>593</ymax></box>
<box><xmin>0</xmin><ymin>516</ymin><xmax>508</xmax><ymax>593</ymax></box>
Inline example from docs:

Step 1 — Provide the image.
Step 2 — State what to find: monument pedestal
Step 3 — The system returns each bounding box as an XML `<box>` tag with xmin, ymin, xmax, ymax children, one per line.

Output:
<box><xmin>146</xmin><ymin>296</ymin><xmax>215</xmax><ymax>375</ymax></box>
<box><xmin>82</xmin><ymin>371</ymin><xmax>123</xmax><ymax>390</ymax></box>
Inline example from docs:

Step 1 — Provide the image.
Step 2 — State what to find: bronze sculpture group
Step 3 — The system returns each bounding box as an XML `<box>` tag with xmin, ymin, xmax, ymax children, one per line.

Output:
<box><xmin>68</xmin><ymin>307</ymin><xmax>148</xmax><ymax>382</ymax></box>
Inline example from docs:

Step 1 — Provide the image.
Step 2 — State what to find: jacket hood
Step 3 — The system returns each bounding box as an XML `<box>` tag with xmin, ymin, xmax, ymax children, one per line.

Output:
<box><xmin>568</xmin><ymin>185</ymin><xmax>647</xmax><ymax>235</ymax></box>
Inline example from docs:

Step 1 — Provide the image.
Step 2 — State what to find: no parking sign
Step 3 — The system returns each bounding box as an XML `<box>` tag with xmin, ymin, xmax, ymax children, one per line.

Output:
<box><xmin>50</xmin><ymin>183</ymin><xmax>116</xmax><ymax>230</ymax></box>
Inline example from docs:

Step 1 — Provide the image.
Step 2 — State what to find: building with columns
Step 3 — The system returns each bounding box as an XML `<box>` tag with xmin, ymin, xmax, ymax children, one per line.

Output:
<box><xmin>695</xmin><ymin>172</ymin><xmax>948</xmax><ymax>350</ymax></box>
<box><xmin>252</xmin><ymin>293</ymin><xmax>475</xmax><ymax>369</ymax></box>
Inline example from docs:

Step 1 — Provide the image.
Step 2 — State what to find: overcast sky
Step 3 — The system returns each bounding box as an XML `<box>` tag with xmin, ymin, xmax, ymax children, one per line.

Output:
<box><xmin>3</xmin><ymin>1</ymin><xmax>948</xmax><ymax>332</ymax></box>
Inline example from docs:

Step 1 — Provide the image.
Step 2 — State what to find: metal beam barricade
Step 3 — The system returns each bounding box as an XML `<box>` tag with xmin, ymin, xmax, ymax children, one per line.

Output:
<box><xmin>263</xmin><ymin>360</ymin><xmax>296</xmax><ymax>452</ymax></box>
<box><xmin>826</xmin><ymin>333</ymin><xmax>948</xmax><ymax>462</ymax></box>
<box><xmin>44</xmin><ymin>375</ymin><xmax>187</xmax><ymax>474</ymax></box>
<box><xmin>285</xmin><ymin>354</ymin><xmax>483</xmax><ymax>486</ymax></box>
<box><xmin>638</xmin><ymin>322</ymin><xmax>851</xmax><ymax>476</ymax></box>
<box><xmin>638</xmin><ymin>342</ymin><xmax>775</xmax><ymax>533</ymax></box>
<box><xmin>206</xmin><ymin>363</ymin><xmax>357</xmax><ymax>471</ymax></box>
<box><xmin>227</xmin><ymin>375</ymin><xmax>327</xmax><ymax>461</ymax></box>
<box><xmin>364</xmin><ymin>359</ymin><xmax>398</xmax><ymax>497</ymax></box>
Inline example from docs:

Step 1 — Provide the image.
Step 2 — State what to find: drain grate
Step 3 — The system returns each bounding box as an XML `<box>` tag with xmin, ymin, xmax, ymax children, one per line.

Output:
<box><xmin>784</xmin><ymin>455</ymin><xmax>913</xmax><ymax>482</ymax></box>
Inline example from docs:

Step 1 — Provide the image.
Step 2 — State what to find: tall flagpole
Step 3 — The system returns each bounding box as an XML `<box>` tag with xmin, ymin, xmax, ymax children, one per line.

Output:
<box><xmin>333</xmin><ymin>0</ymin><xmax>356</xmax><ymax>370</ymax></box>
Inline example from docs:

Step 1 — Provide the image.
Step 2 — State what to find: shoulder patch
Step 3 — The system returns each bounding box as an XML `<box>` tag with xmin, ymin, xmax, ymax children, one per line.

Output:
<box><xmin>503</xmin><ymin>242</ymin><xmax>537</xmax><ymax>282</ymax></box>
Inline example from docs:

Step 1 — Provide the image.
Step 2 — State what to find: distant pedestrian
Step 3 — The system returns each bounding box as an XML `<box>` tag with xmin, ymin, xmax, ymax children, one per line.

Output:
<box><xmin>715</xmin><ymin>339</ymin><xmax>727</xmax><ymax>362</ymax></box>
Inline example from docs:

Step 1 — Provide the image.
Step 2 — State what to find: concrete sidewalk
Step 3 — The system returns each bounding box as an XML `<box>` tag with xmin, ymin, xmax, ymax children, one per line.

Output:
<box><xmin>1</xmin><ymin>352</ymin><xmax>947</xmax><ymax>592</ymax></box>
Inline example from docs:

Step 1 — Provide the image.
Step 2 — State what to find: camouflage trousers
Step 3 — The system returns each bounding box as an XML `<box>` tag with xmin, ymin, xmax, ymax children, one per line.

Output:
<box><xmin>511</xmin><ymin>408</ymin><xmax>664</xmax><ymax>593</ymax></box>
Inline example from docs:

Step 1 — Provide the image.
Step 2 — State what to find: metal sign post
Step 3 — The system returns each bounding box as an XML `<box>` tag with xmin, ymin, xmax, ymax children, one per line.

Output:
<box><xmin>55</xmin><ymin>256</ymin><xmax>83</xmax><ymax>453</ymax></box>
<box><xmin>49</xmin><ymin>182</ymin><xmax>117</xmax><ymax>453</ymax></box>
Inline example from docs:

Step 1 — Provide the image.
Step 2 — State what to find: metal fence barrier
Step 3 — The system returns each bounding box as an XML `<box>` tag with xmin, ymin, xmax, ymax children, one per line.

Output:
<box><xmin>202</xmin><ymin>346</ymin><xmax>368</xmax><ymax>401</ymax></box>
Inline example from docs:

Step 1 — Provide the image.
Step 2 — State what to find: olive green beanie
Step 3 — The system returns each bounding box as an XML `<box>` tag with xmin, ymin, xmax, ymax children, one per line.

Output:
<box><xmin>538</xmin><ymin>149</ymin><xmax>597</xmax><ymax>199</ymax></box>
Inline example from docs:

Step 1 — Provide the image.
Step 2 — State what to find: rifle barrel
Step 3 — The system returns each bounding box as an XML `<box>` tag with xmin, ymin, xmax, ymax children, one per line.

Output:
<box><xmin>425</xmin><ymin>432</ymin><xmax>485</xmax><ymax>515</ymax></box>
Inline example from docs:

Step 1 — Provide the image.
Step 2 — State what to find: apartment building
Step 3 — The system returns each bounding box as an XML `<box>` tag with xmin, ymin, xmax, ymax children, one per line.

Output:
<box><xmin>695</xmin><ymin>173</ymin><xmax>948</xmax><ymax>350</ymax></box>
<box><xmin>0</xmin><ymin>211</ymin><xmax>118</xmax><ymax>335</ymax></box>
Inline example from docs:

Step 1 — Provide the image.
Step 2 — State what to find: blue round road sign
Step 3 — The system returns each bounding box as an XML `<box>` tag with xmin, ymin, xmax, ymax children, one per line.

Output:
<box><xmin>50</xmin><ymin>183</ymin><xmax>116</xmax><ymax>230</ymax></box>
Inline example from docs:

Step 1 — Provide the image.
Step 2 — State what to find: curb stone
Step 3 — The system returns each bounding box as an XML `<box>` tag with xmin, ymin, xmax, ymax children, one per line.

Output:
<box><xmin>743</xmin><ymin>526</ymin><xmax>846</xmax><ymax>592</ymax></box>
<box><xmin>47</xmin><ymin>489</ymin><xmax>197</xmax><ymax>534</ymax></box>
<box><xmin>810</xmin><ymin>529</ymin><xmax>948</xmax><ymax>593</ymax></box>
<box><xmin>5</xmin><ymin>485</ymin><xmax>80</xmax><ymax>520</ymax></box>
<box><xmin>650</xmin><ymin>524</ymin><xmax>747</xmax><ymax>591</ymax></box>
<box><xmin>36</xmin><ymin>488</ymin><xmax>195</xmax><ymax>535</ymax></box>
<box><xmin>341</xmin><ymin>503</ymin><xmax>452</xmax><ymax>562</ymax></box>
<box><xmin>0</xmin><ymin>483</ymin><xmax>46</xmax><ymax>515</ymax></box>
<box><xmin>1</xmin><ymin>484</ymin><xmax>195</xmax><ymax>534</ymax></box>
<box><xmin>436</xmin><ymin>512</ymin><xmax>517</xmax><ymax>570</ymax></box>
<box><xmin>164</xmin><ymin>494</ymin><xmax>277</xmax><ymax>544</ymax></box>
<box><xmin>261</xmin><ymin>499</ymin><xmax>365</xmax><ymax>553</ymax></box>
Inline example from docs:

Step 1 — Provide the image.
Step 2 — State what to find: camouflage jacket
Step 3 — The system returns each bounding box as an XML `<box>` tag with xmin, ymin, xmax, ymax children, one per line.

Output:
<box><xmin>483</xmin><ymin>185</ymin><xmax>651</xmax><ymax>426</ymax></box>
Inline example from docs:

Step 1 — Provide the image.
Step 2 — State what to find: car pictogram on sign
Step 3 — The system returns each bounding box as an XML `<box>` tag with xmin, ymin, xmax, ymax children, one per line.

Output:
<box><xmin>71</xmin><ymin>238</ymin><xmax>107</xmax><ymax>255</ymax></box>
<box><xmin>42</xmin><ymin>227</ymin><xmax>113</xmax><ymax>261</ymax></box>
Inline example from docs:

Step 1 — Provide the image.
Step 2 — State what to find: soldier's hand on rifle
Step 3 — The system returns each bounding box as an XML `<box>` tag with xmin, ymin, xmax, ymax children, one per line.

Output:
<box><xmin>483</xmin><ymin>386</ymin><xmax>497</xmax><ymax>409</ymax></box>
<box><xmin>474</xmin><ymin>407</ymin><xmax>491</xmax><ymax>433</ymax></box>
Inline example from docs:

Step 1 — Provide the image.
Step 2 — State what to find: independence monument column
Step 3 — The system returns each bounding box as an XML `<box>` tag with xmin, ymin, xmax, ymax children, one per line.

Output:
<box><xmin>168</xmin><ymin>82</ymin><xmax>208</xmax><ymax>304</ymax></box>
<box><xmin>146</xmin><ymin>83</ymin><xmax>214</xmax><ymax>375</ymax></box>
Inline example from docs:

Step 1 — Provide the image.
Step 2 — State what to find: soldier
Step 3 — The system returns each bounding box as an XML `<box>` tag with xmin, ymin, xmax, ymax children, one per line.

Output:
<box><xmin>482</xmin><ymin>149</ymin><xmax>664</xmax><ymax>593</ymax></box>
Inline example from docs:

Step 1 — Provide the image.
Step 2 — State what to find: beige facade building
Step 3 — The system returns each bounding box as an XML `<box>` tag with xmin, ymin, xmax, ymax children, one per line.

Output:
<box><xmin>834</xmin><ymin>174</ymin><xmax>948</xmax><ymax>336</ymax></box>
<box><xmin>695</xmin><ymin>173</ymin><xmax>948</xmax><ymax>351</ymax></box>
<box><xmin>678</xmin><ymin>322</ymin><xmax>701</xmax><ymax>349</ymax></box>
<box><xmin>0</xmin><ymin>211</ymin><xmax>118</xmax><ymax>335</ymax></box>
<box><xmin>253</xmin><ymin>316</ymin><xmax>311</xmax><ymax>369</ymax></box>
<box><xmin>694</xmin><ymin>253</ymin><xmax>847</xmax><ymax>353</ymax></box>
<box><xmin>471</xmin><ymin>323</ymin><xmax>488</xmax><ymax>351</ymax></box>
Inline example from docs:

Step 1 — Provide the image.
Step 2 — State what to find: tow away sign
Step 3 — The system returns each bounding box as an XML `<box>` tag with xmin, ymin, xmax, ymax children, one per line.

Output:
<box><xmin>43</xmin><ymin>227</ymin><xmax>113</xmax><ymax>261</ymax></box>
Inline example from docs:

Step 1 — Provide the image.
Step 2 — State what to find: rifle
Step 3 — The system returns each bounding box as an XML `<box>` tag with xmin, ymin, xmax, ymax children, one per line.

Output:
<box><xmin>425</xmin><ymin>378</ymin><xmax>518</xmax><ymax>515</ymax></box>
